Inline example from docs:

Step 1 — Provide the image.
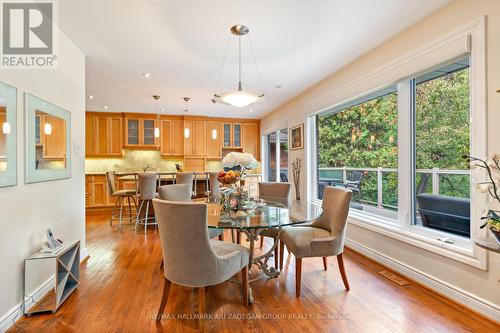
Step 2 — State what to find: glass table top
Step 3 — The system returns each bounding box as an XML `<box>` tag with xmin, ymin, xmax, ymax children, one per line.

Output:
<box><xmin>207</xmin><ymin>197</ymin><xmax>323</xmax><ymax>230</ymax></box>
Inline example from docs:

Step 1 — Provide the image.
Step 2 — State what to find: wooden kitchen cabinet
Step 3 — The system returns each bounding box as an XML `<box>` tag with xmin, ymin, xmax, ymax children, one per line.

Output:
<box><xmin>183</xmin><ymin>117</ymin><xmax>206</xmax><ymax>156</ymax></box>
<box><xmin>124</xmin><ymin>114</ymin><xmax>159</xmax><ymax>148</ymax></box>
<box><xmin>242</xmin><ymin>122</ymin><xmax>259</xmax><ymax>159</ymax></box>
<box><xmin>206</xmin><ymin>121</ymin><xmax>222</xmax><ymax>159</ymax></box>
<box><xmin>42</xmin><ymin>115</ymin><xmax>66</xmax><ymax>160</ymax></box>
<box><xmin>85</xmin><ymin>175</ymin><xmax>111</xmax><ymax>208</ymax></box>
<box><xmin>86</xmin><ymin>112</ymin><xmax>123</xmax><ymax>157</ymax></box>
<box><xmin>0</xmin><ymin>109</ymin><xmax>6</xmax><ymax>159</ymax></box>
<box><xmin>221</xmin><ymin>122</ymin><xmax>243</xmax><ymax>148</ymax></box>
<box><xmin>160</xmin><ymin>117</ymin><xmax>183</xmax><ymax>157</ymax></box>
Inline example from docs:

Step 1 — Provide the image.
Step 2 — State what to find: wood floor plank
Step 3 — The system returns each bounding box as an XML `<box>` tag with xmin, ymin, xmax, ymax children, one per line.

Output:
<box><xmin>8</xmin><ymin>211</ymin><xmax>499</xmax><ymax>333</ymax></box>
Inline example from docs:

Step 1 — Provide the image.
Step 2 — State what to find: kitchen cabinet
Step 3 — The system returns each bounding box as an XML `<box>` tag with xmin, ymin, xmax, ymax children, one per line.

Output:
<box><xmin>222</xmin><ymin>122</ymin><xmax>243</xmax><ymax>148</ymax></box>
<box><xmin>242</xmin><ymin>122</ymin><xmax>259</xmax><ymax>159</ymax></box>
<box><xmin>41</xmin><ymin>115</ymin><xmax>66</xmax><ymax>160</ymax></box>
<box><xmin>85</xmin><ymin>175</ymin><xmax>111</xmax><ymax>208</ymax></box>
<box><xmin>124</xmin><ymin>114</ymin><xmax>159</xmax><ymax>148</ymax></box>
<box><xmin>206</xmin><ymin>122</ymin><xmax>222</xmax><ymax>159</ymax></box>
<box><xmin>183</xmin><ymin>117</ymin><xmax>206</xmax><ymax>156</ymax></box>
<box><xmin>160</xmin><ymin>117</ymin><xmax>183</xmax><ymax>157</ymax></box>
<box><xmin>86</xmin><ymin>112</ymin><xmax>123</xmax><ymax>157</ymax></box>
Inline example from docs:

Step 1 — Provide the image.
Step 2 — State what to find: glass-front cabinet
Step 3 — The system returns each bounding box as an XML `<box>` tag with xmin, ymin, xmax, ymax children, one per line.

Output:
<box><xmin>125</xmin><ymin>116</ymin><xmax>157</xmax><ymax>148</ymax></box>
<box><xmin>222</xmin><ymin>122</ymin><xmax>242</xmax><ymax>148</ymax></box>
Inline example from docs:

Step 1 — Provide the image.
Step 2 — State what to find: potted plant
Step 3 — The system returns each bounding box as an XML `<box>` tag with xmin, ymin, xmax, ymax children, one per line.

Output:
<box><xmin>465</xmin><ymin>154</ymin><xmax>500</xmax><ymax>244</ymax></box>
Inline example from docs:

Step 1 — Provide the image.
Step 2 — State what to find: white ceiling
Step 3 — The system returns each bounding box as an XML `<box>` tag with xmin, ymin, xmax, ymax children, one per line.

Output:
<box><xmin>59</xmin><ymin>0</ymin><xmax>451</xmax><ymax>119</ymax></box>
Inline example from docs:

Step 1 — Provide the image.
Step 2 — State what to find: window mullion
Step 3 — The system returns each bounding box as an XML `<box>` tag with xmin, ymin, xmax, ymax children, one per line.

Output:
<box><xmin>397</xmin><ymin>80</ymin><xmax>412</xmax><ymax>229</ymax></box>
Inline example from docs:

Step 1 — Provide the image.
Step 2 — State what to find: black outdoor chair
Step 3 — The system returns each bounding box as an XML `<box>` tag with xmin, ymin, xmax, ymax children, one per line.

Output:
<box><xmin>280</xmin><ymin>172</ymin><xmax>288</xmax><ymax>182</ymax></box>
<box><xmin>343</xmin><ymin>171</ymin><xmax>363</xmax><ymax>203</ymax></box>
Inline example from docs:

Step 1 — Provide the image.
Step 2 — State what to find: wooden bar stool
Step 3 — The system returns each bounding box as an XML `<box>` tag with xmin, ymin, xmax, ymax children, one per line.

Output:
<box><xmin>107</xmin><ymin>171</ymin><xmax>137</xmax><ymax>229</ymax></box>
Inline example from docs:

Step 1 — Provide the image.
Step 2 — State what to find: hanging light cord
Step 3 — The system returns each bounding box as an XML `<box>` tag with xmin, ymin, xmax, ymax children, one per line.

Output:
<box><xmin>238</xmin><ymin>35</ymin><xmax>242</xmax><ymax>90</ymax></box>
<box><xmin>248</xmin><ymin>34</ymin><xmax>265</xmax><ymax>96</ymax></box>
<box><xmin>214</xmin><ymin>35</ymin><xmax>231</xmax><ymax>95</ymax></box>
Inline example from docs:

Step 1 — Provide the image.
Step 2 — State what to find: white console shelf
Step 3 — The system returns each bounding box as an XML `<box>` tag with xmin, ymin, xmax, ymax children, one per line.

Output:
<box><xmin>24</xmin><ymin>240</ymin><xmax>80</xmax><ymax>315</ymax></box>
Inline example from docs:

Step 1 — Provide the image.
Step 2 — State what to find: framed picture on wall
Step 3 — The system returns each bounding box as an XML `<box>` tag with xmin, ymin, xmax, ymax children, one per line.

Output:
<box><xmin>290</xmin><ymin>124</ymin><xmax>304</xmax><ymax>150</ymax></box>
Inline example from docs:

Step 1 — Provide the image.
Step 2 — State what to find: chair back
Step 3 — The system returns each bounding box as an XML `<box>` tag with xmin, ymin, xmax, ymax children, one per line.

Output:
<box><xmin>158</xmin><ymin>184</ymin><xmax>191</xmax><ymax>201</ymax></box>
<box><xmin>138</xmin><ymin>173</ymin><xmax>157</xmax><ymax>200</ymax></box>
<box><xmin>176</xmin><ymin>172</ymin><xmax>194</xmax><ymax>185</ymax></box>
<box><xmin>208</xmin><ymin>172</ymin><xmax>221</xmax><ymax>198</ymax></box>
<box><xmin>258</xmin><ymin>182</ymin><xmax>291</xmax><ymax>199</ymax></box>
<box><xmin>106</xmin><ymin>171</ymin><xmax>117</xmax><ymax>195</ymax></box>
<box><xmin>313</xmin><ymin>186</ymin><xmax>352</xmax><ymax>235</ymax></box>
<box><xmin>152</xmin><ymin>199</ymin><xmax>220</xmax><ymax>287</ymax></box>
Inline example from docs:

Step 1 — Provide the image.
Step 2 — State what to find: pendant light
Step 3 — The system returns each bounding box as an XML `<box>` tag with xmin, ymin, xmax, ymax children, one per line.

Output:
<box><xmin>214</xmin><ymin>24</ymin><xmax>264</xmax><ymax>108</ymax></box>
<box><xmin>2</xmin><ymin>122</ymin><xmax>11</xmax><ymax>134</ymax></box>
<box><xmin>153</xmin><ymin>95</ymin><xmax>160</xmax><ymax>138</ymax></box>
<box><xmin>44</xmin><ymin>123</ymin><xmax>52</xmax><ymax>135</ymax></box>
<box><xmin>211</xmin><ymin>98</ymin><xmax>217</xmax><ymax>139</ymax></box>
<box><xmin>183</xmin><ymin>97</ymin><xmax>190</xmax><ymax>139</ymax></box>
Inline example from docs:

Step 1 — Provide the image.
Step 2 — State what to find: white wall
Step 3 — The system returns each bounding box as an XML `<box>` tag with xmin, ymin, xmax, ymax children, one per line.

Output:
<box><xmin>0</xmin><ymin>26</ymin><xmax>85</xmax><ymax>329</ymax></box>
<box><xmin>261</xmin><ymin>0</ymin><xmax>500</xmax><ymax>321</ymax></box>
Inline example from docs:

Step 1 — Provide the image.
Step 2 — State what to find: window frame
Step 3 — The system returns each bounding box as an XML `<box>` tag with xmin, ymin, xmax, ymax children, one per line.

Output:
<box><xmin>308</xmin><ymin>18</ymin><xmax>487</xmax><ymax>269</ymax></box>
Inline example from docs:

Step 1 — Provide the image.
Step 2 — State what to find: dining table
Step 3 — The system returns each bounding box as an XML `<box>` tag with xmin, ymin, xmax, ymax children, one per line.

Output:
<box><xmin>206</xmin><ymin>197</ymin><xmax>323</xmax><ymax>303</ymax></box>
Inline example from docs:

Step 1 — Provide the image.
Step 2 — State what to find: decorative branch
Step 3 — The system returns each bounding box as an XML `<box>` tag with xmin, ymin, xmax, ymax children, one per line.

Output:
<box><xmin>292</xmin><ymin>157</ymin><xmax>302</xmax><ymax>201</ymax></box>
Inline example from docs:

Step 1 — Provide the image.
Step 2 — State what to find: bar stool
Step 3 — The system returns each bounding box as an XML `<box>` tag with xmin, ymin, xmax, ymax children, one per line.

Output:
<box><xmin>107</xmin><ymin>171</ymin><xmax>137</xmax><ymax>229</ymax></box>
<box><xmin>135</xmin><ymin>173</ymin><xmax>158</xmax><ymax>233</ymax></box>
<box><xmin>207</xmin><ymin>171</ymin><xmax>221</xmax><ymax>199</ymax></box>
<box><xmin>175</xmin><ymin>172</ymin><xmax>195</xmax><ymax>198</ymax></box>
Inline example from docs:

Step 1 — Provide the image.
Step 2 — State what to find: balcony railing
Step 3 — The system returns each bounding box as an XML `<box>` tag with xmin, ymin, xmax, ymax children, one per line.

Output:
<box><xmin>318</xmin><ymin>167</ymin><xmax>470</xmax><ymax>209</ymax></box>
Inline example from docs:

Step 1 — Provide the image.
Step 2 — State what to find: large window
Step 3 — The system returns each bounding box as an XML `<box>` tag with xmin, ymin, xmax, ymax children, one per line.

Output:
<box><xmin>413</xmin><ymin>59</ymin><xmax>471</xmax><ymax>238</ymax></box>
<box><xmin>314</xmin><ymin>56</ymin><xmax>473</xmax><ymax>246</ymax></box>
<box><xmin>317</xmin><ymin>86</ymin><xmax>398</xmax><ymax>221</ymax></box>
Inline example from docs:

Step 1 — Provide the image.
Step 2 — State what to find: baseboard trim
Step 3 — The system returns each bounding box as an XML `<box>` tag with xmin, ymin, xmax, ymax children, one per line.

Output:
<box><xmin>0</xmin><ymin>247</ymin><xmax>88</xmax><ymax>333</ymax></box>
<box><xmin>345</xmin><ymin>239</ymin><xmax>500</xmax><ymax>323</ymax></box>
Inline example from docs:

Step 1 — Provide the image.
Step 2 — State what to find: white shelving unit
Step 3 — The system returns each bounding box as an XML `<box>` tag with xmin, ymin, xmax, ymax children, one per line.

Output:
<box><xmin>24</xmin><ymin>240</ymin><xmax>80</xmax><ymax>315</ymax></box>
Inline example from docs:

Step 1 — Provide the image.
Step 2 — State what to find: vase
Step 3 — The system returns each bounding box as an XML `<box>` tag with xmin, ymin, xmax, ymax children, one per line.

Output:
<box><xmin>491</xmin><ymin>229</ymin><xmax>500</xmax><ymax>245</ymax></box>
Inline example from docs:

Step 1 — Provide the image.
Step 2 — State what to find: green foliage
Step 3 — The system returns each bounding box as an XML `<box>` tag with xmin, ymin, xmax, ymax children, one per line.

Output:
<box><xmin>318</xmin><ymin>68</ymin><xmax>471</xmax><ymax>207</ymax></box>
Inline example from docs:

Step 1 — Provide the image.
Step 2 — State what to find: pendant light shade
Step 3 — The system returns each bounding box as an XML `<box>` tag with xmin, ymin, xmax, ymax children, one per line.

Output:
<box><xmin>154</xmin><ymin>127</ymin><xmax>160</xmax><ymax>138</ymax></box>
<box><xmin>2</xmin><ymin>122</ymin><xmax>11</xmax><ymax>134</ymax></box>
<box><xmin>44</xmin><ymin>123</ymin><xmax>52</xmax><ymax>135</ymax></box>
<box><xmin>214</xmin><ymin>25</ymin><xmax>265</xmax><ymax>108</ymax></box>
<box><xmin>153</xmin><ymin>95</ymin><xmax>160</xmax><ymax>138</ymax></box>
<box><xmin>211</xmin><ymin>128</ymin><xmax>217</xmax><ymax>140</ymax></box>
<box><xmin>184</xmin><ymin>127</ymin><xmax>190</xmax><ymax>139</ymax></box>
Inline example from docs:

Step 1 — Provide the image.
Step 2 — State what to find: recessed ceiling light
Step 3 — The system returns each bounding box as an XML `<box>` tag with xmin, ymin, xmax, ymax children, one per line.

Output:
<box><xmin>160</xmin><ymin>107</ymin><xmax>165</xmax><ymax>112</ymax></box>
<box><xmin>142</xmin><ymin>72</ymin><xmax>151</xmax><ymax>78</ymax></box>
<box><xmin>103</xmin><ymin>105</ymin><xmax>109</xmax><ymax>110</ymax></box>
<box><xmin>87</xmin><ymin>95</ymin><xmax>94</xmax><ymax>99</ymax></box>
<box><xmin>249</xmin><ymin>108</ymin><xmax>253</xmax><ymax>112</ymax></box>
<box><xmin>276</xmin><ymin>84</ymin><xmax>283</xmax><ymax>88</ymax></box>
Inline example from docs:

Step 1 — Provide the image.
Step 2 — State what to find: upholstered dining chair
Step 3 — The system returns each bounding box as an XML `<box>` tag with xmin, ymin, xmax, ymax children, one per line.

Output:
<box><xmin>175</xmin><ymin>172</ymin><xmax>195</xmax><ymax>197</ymax></box>
<box><xmin>135</xmin><ymin>173</ymin><xmax>158</xmax><ymax>233</ymax></box>
<box><xmin>279</xmin><ymin>186</ymin><xmax>352</xmax><ymax>297</ymax></box>
<box><xmin>106</xmin><ymin>171</ymin><xmax>137</xmax><ymax>229</ymax></box>
<box><xmin>153</xmin><ymin>199</ymin><xmax>250</xmax><ymax>329</ymax></box>
<box><xmin>257</xmin><ymin>182</ymin><xmax>291</xmax><ymax>269</ymax></box>
<box><xmin>157</xmin><ymin>184</ymin><xmax>223</xmax><ymax>240</ymax></box>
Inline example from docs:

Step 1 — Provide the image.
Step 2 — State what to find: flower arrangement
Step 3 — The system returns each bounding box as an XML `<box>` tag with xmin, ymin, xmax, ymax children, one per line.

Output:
<box><xmin>218</xmin><ymin>152</ymin><xmax>256</xmax><ymax>211</ymax></box>
<box><xmin>465</xmin><ymin>154</ymin><xmax>500</xmax><ymax>243</ymax></box>
<box><xmin>222</xmin><ymin>152</ymin><xmax>258</xmax><ymax>172</ymax></box>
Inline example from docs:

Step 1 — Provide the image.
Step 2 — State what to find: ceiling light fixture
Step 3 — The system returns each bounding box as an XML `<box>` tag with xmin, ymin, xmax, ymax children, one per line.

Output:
<box><xmin>44</xmin><ymin>123</ymin><xmax>52</xmax><ymax>135</ymax></box>
<box><xmin>183</xmin><ymin>97</ymin><xmax>191</xmax><ymax>139</ymax></box>
<box><xmin>87</xmin><ymin>95</ymin><xmax>94</xmax><ymax>99</ymax></box>
<box><xmin>2</xmin><ymin>122</ymin><xmax>11</xmax><ymax>134</ymax></box>
<box><xmin>211</xmin><ymin>98</ymin><xmax>216</xmax><ymax>116</ymax></box>
<box><xmin>153</xmin><ymin>95</ymin><xmax>160</xmax><ymax>138</ymax></box>
<box><xmin>103</xmin><ymin>105</ymin><xmax>108</xmax><ymax>110</ymax></box>
<box><xmin>142</xmin><ymin>72</ymin><xmax>151</xmax><ymax>78</ymax></box>
<box><xmin>214</xmin><ymin>24</ymin><xmax>264</xmax><ymax>108</ymax></box>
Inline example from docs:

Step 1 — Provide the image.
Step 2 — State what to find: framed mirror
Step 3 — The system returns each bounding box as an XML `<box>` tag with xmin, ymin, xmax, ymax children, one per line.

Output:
<box><xmin>0</xmin><ymin>81</ymin><xmax>17</xmax><ymax>187</ymax></box>
<box><xmin>25</xmin><ymin>93</ymin><xmax>71</xmax><ymax>183</ymax></box>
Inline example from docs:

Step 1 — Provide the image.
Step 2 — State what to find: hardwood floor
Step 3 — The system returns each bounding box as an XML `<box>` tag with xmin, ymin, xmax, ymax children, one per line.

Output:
<box><xmin>9</xmin><ymin>211</ymin><xmax>499</xmax><ymax>333</ymax></box>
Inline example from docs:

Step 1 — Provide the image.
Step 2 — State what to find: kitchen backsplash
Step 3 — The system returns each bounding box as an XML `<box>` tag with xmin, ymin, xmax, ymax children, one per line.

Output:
<box><xmin>85</xmin><ymin>149</ymin><xmax>261</xmax><ymax>173</ymax></box>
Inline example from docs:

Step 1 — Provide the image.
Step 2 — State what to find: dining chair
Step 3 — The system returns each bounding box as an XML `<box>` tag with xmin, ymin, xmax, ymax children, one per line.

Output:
<box><xmin>106</xmin><ymin>171</ymin><xmax>137</xmax><ymax>229</ymax></box>
<box><xmin>175</xmin><ymin>172</ymin><xmax>195</xmax><ymax>197</ymax></box>
<box><xmin>158</xmin><ymin>184</ymin><xmax>223</xmax><ymax>240</ymax></box>
<box><xmin>279</xmin><ymin>186</ymin><xmax>352</xmax><ymax>297</ymax></box>
<box><xmin>153</xmin><ymin>199</ymin><xmax>250</xmax><ymax>329</ymax></box>
<box><xmin>256</xmin><ymin>182</ymin><xmax>291</xmax><ymax>269</ymax></box>
<box><xmin>135</xmin><ymin>173</ymin><xmax>158</xmax><ymax>233</ymax></box>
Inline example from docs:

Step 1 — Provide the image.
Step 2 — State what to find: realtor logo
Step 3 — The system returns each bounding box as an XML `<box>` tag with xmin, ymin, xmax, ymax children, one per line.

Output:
<box><xmin>1</xmin><ymin>1</ymin><xmax>57</xmax><ymax>68</ymax></box>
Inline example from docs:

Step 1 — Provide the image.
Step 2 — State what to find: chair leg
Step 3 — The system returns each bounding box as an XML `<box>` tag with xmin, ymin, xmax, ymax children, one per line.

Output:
<box><xmin>127</xmin><ymin>196</ymin><xmax>132</xmax><ymax>221</ymax></box>
<box><xmin>295</xmin><ymin>257</ymin><xmax>302</xmax><ymax>297</ymax></box>
<box><xmin>144</xmin><ymin>200</ymin><xmax>150</xmax><ymax>234</ymax></box>
<box><xmin>159</xmin><ymin>259</ymin><xmax>164</xmax><ymax>270</ymax></box>
<box><xmin>241</xmin><ymin>265</ymin><xmax>248</xmax><ymax>306</ymax></box>
<box><xmin>157</xmin><ymin>277</ymin><xmax>171</xmax><ymax>321</ymax></box>
<box><xmin>279</xmin><ymin>241</ymin><xmax>285</xmax><ymax>271</ymax></box>
<box><xmin>198</xmin><ymin>287</ymin><xmax>205</xmax><ymax>331</ymax></box>
<box><xmin>231</xmin><ymin>229</ymin><xmax>235</xmax><ymax>243</ymax></box>
<box><xmin>218</xmin><ymin>233</ymin><xmax>224</xmax><ymax>241</ymax></box>
<box><xmin>118</xmin><ymin>197</ymin><xmax>124</xmax><ymax>229</ymax></box>
<box><xmin>110</xmin><ymin>196</ymin><xmax>119</xmax><ymax>226</ymax></box>
<box><xmin>337</xmin><ymin>253</ymin><xmax>350</xmax><ymax>291</ymax></box>
<box><xmin>260</xmin><ymin>236</ymin><xmax>264</xmax><ymax>248</ymax></box>
<box><xmin>323</xmin><ymin>257</ymin><xmax>328</xmax><ymax>271</ymax></box>
<box><xmin>237</xmin><ymin>231</ymin><xmax>241</xmax><ymax>244</ymax></box>
<box><xmin>135</xmin><ymin>200</ymin><xmax>144</xmax><ymax>230</ymax></box>
<box><xmin>274</xmin><ymin>244</ymin><xmax>279</xmax><ymax>270</ymax></box>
